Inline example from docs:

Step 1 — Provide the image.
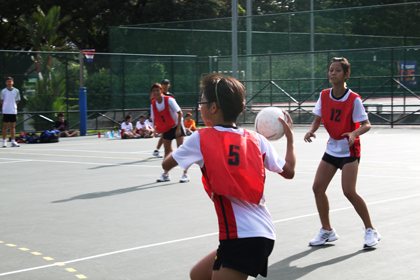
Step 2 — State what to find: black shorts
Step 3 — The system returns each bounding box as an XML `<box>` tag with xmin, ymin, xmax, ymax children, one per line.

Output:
<box><xmin>213</xmin><ymin>237</ymin><xmax>275</xmax><ymax>278</ymax></box>
<box><xmin>162</xmin><ymin>125</ymin><xmax>186</xmax><ymax>140</ymax></box>
<box><xmin>2</xmin><ymin>114</ymin><xmax>17</xmax><ymax>123</ymax></box>
<box><xmin>322</xmin><ymin>153</ymin><xmax>360</xmax><ymax>170</ymax></box>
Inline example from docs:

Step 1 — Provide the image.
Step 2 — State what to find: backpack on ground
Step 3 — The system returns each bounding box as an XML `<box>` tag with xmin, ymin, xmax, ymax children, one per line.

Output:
<box><xmin>26</xmin><ymin>133</ymin><xmax>40</xmax><ymax>144</ymax></box>
<box><xmin>40</xmin><ymin>130</ymin><xmax>60</xmax><ymax>143</ymax></box>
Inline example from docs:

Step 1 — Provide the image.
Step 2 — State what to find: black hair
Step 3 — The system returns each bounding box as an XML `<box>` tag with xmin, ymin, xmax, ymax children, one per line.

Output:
<box><xmin>200</xmin><ymin>73</ymin><xmax>245</xmax><ymax>122</ymax></box>
<box><xmin>329</xmin><ymin>57</ymin><xmax>351</xmax><ymax>81</ymax></box>
<box><xmin>5</xmin><ymin>77</ymin><xmax>13</xmax><ymax>81</ymax></box>
<box><xmin>125</xmin><ymin>115</ymin><xmax>132</xmax><ymax>121</ymax></box>
<box><xmin>58</xmin><ymin>113</ymin><xmax>64</xmax><ymax>117</ymax></box>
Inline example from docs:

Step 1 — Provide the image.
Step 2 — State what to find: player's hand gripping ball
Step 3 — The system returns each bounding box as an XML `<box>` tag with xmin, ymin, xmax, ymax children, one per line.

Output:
<box><xmin>255</xmin><ymin>107</ymin><xmax>287</xmax><ymax>141</ymax></box>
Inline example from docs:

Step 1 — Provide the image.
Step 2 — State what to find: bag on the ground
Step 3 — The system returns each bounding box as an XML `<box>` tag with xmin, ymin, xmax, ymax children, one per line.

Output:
<box><xmin>26</xmin><ymin>133</ymin><xmax>40</xmax><ymax>144</ymax></box>
<box><xmin>15</xmin><ymin>132</ymin><xmax>29</xmax><ymax>143</ymax></box>
<box><xmin>40</xmin><ymin>130</ymin><xmax>60</xmax><ymax>143</ymax></box>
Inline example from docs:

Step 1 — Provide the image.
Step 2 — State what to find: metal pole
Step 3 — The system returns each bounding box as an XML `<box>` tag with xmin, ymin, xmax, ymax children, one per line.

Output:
<box><xmin>79</xmin><ymin>50</ymin><xmax>87</xmax><ymax>136</ymax></box>
<box><xmin>232</xmin><ymin>0</ymin><xmax>238</xmax><ymax>78</ymax></box>
<box><xmin>246</xmin><ymin>0</ymin><xmax>252</xmax><ymax>104</ymax></box>
<box><xmin>79</xmin><ymin>50</ymin><xmax>84</xmax><ymax>87</ymax></box>
<box><xmin>311</xmin><ymin>0</ymin><xmax>315</xmax><ymax>94</ymax></box>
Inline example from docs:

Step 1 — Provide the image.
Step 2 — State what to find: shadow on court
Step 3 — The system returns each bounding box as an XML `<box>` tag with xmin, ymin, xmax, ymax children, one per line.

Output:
<box><xmin>88</xmin><ymin>157</ymin><xmax>161</xmax><ymax>169</ymax></box>
<box><xmin>51</xmin><ymin>182</ymin><xmax>177</xmax><ymax>203</ymax></box>
<box><xmin>261</xmin><ymin>245</ymin><xmax>371</xmax><ymax>279</ymax></box>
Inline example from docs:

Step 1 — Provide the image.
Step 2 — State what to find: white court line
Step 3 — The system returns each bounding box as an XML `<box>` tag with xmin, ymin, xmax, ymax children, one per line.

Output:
<box><xmin>2</xmin><ymin>157</ymin><xmax>419</xmax><ymax>176</ymax></box>
<box><xmin>1</xmin><ymin>193</ymin><xmax>419</xmax><ymax>277</ymax></box>
<box><xmin>12</xmin><ymin>148</ymin><xmax>153</xmax><ymax>154</ymax></box>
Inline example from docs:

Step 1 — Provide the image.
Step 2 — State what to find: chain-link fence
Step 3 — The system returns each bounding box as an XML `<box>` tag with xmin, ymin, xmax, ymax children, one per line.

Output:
<box><xmin>1</xmin><ymin>46</ymin><xmax>420</xmax><ymax>132</ymax></box>
<box><xmin>110</xmin><ymin>2</ymin><xmax>420</xmax><ymax>56</ymax></box>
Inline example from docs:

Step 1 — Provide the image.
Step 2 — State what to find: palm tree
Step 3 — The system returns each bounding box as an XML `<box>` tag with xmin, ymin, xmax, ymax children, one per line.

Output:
<box><xmin>20</xmin><ymin>6</ymin><xmax>70</xmax><ymax>73</ymax></box>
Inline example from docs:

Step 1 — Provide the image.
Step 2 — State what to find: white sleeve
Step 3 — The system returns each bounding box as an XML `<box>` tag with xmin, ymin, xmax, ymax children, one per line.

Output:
<box><xmin>172</xmin><ymin>132</ymin><xmax>204</xmax><ymax>170</ymax></box>
<box><xmin>257</xmin><ymin>133</ymin><xmax>286</xmax><ymax>174</ymax></box>
<box><xmin>168</xmin><ymin>97</ymin><xmax>181</xmax><ymax>113</ymax></box>
<box><xmin>150</xmin><ymin>105</ymin><xmax>154</xmax><ymax>119</ymax></box>
<box><xmin>352</xmin><ymin>97</ymin><xmax>368</xmax><ymax>123</ymax></box>
<box><xmin>313</xmin><ymin>94</ymin><xmax>322</xmax><ymax>117</ymax></box>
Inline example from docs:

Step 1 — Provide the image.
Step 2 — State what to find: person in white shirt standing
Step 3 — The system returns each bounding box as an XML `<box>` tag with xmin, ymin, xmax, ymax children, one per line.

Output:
<box><xmin>1</xmin><ymin>77</ymin><xmax>21</xmax><ymax>148</ymax></box>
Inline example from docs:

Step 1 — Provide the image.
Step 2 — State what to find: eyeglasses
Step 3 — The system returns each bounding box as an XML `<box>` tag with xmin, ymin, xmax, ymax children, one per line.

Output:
<box><xmin>198</xmin><ymin>101</ymin><xmax>212</xmax><ymax>107</ymax></box>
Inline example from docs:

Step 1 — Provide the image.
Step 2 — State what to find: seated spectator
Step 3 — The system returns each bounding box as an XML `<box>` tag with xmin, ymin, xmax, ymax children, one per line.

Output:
<box><xmin>54</xmin><ymin>113</ymin><xmax>78</xmax><ymax>137</ymax></box>
<box><xmin>145</xmin><ymin>114</ymin><xmax>159</xmax><ymax>137</ymax></box>
<box><xmin>135</xmin><ymin>115</ymin><xmax>153</xmax><ymax>138</ymax></box>
<box><xmin>184</xmin><ymin>112</ymin><xmax>197</xmax><ymax>136</ymax></box>
<box><xmin>121</xmin><ymin>115</ymin><xmax>139</xmax><ymax>139</ymax></box>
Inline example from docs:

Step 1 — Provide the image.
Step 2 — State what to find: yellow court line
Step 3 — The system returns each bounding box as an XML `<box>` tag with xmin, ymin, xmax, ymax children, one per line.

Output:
<box><xmin>66</xmin><ymin>268</ymin><xmax>77</xmax><ymax>272</ymax></box>
<box><xmin>43</xmin><ymin>257</ymin><xmax>54</xmax><ymax>261</ymax></box>
<box><xmin>19</xmin><ymin>248</ymin><xmax>30</xmax><ymax>251</ymax></box>
<box><xmin>6</xmin><ymin>244</ymin><xmax>16</xmax><ymax>247</ymax></box>
<box><xmin>31</xmin><ymin>252</ymin><xmax>42</xmax><ymax>255</ymax></box>
<box><xmin>76</xmin><ymin>275</ymin><xmax>87</xmax><ymax>279</ymax></box>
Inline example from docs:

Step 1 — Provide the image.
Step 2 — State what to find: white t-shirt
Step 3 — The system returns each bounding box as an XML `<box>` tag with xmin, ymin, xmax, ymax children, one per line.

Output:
<box><xmin>145</xmin><ymin>119</ymin><xmax>154</xmax><ymax>128</ymax></box>
<box><xmin>136</xmin><ymin>121</ymin><xmax>147</xmax><ymax>130</ymax></box>
<box><xmin>1</xmin><ymin>87</ymin><xmax>20</xmax><ymax>114</ymax></box>
<box><xmin>313</xmin><ymin>88</ymin><xmax>368</xmax><ymax>157</ymax></box>
<box><xmin>121</xmin><ymin>122</ymin><xmax>133</xmax><ymax>132</ymax></box>
<box><xmin>150</xmin><ymin>97</ymin><xmax>181</xmax><ymax>126</ymax></box>
<box><xmin>172</xmin><ymin>127</ymin><xmax>286</xmax><ymax>240</ymax></box>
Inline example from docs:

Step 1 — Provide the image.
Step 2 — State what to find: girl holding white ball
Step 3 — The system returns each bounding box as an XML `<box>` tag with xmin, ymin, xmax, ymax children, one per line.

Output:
<box><xmin>162</xmin><ymin>73</ymin><xmax>295</xmax><ymax>280</ymax></box>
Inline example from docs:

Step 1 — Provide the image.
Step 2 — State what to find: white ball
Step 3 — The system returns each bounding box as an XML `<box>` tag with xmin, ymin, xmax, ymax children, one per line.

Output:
<box><xmin>255</xmin><ymin>107</ymin><xmax>287</xmax><ymax>141</ymax></box>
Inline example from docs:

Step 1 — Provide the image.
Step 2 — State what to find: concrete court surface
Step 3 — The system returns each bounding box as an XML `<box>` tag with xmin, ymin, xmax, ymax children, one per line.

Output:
<box><xmin>0</xmin><ymin>126</ymin><xmax>419</xmax><ymax>280</ymax></box>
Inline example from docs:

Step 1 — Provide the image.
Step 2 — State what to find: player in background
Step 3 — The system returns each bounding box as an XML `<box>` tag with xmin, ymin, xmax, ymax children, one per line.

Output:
<box><xmin>304</xmin><ymin>57</ymin><xmax>380</xmax><ymax>249</ymax></box>
<box><xmin>162</xmin><ymin>73</ymin><xmax>296</xmax><ymax>280</ymax></box>
<box><xmin>152</xmin><ymin>79</ymin><xmax>174</xmax><ymax>158</ymax></box>
<box><xmin>151</xmin><ymin>83</ymin><xmax>189</xmax><ymax>183</ymax></box>
<box><xmin>1</xmin><ymin>77</ymin><xmax>20</xmax><ymax>148</ymax></box>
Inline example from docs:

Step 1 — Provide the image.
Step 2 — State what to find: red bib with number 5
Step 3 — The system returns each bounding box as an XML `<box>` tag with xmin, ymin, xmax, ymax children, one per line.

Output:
<box><xmin>199</xmin><ymin>128</ymin><xmax>265</xmax><ymax>205</ymax></box>
<box><xmin>152</xmin><ymin>96</ymin><xmax>176</xmax><ymax>133</ymax></box>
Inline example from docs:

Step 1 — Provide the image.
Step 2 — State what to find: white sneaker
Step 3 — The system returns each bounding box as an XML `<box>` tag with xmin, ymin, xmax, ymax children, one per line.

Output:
<box><xmin>153</xmin><ymin>149</ymin><xmax>163</xmax><ymax>158</ymax></box>
<box><xmin>11</xmin><ymin>141</ymin><xmax>20</xmax><ymax>147</ymax></box>
<box><xmin>364</xmin><ymin>228</ymin><xmax>381</xmax><ymax>248</ymax></box>
<box><xmin>179</xmin><ymin>174</ymin><xmax>190</xmax><ymax>183</ymax></box>
<box><xmin>157</xmin><ymin>173</ymin><xmax>170</xmax><ymax>182</ymax></box>
<box><xmin>2</xmin><ymin>141</ymin><xmax>6</xmax><ymax>148</ymax></box>
<box><xmin>309</xmin><ymin>228</ymin><xmax>339</xmax><ymax>246</ymax></box>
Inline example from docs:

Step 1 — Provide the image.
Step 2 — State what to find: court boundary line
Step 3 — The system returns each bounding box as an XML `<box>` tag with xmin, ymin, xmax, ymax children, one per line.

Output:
<box><xmin>1</xmin><ymin>158</ymin><xmax>419</xmax><ymax>177</ymax></box>
<box><xmin>1</xmin><ymin>193</ymin><xmax>419</xmax><ymax>277</ymax></box>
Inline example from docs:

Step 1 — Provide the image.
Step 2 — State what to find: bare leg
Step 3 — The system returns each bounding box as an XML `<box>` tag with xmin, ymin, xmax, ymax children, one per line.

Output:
<box><xmin>2</xmin><ymin>122</ymin><xmax>8</xmax><ymax>140</ymax></box>
<box><xmin>175</xmin><ymin>136</ymin><xmax>188</xmax><ymax>175</ymax></box>
<box><xmin>341</xmin><ymin>160</ymin><xmax>374</xmax><ymax>229</ymax></box>
<box><xmin>312</xmin><ymin>160</ymin><xmax>338</xmax><ymax>231</ymax></box>
<box><xmin>10</xmin><ymin>122</ymin><xmax>16</xmax><ymax>140</ymax></box>
<box><xmin>156</xmin><ymin>135</ymin><xmax>164</xmax><ymax>150</ymax></box>
<box><xmin>162</xmin><ymin>139</ymin><xmax>173</xmax><ymax>175</ymax></box>
<box><xmin>190</xmin><ymin>250</ymin><xmax>216</xmax><ymax>280</ymax></box>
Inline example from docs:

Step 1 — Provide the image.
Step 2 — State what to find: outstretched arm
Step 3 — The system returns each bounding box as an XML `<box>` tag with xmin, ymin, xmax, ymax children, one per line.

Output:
<box><xmin>162</xmin><ymin>153</ymin><xmax>178</xmax><ymax>171</ymax></box>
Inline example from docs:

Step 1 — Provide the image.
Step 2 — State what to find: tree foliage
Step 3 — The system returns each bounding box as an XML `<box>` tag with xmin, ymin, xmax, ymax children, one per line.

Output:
<box><xmin>2</xmin><ymin>0</ymin><xmax>418</xmax><ymax>53</ymax></box>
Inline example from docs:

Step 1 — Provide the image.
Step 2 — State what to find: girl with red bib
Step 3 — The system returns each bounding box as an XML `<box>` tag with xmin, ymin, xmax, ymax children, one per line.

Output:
<box><xmin>304</xmin><ymin>57</ymin><xmax>381</xmax><ymax>249</ymax></box>
<box><xmin>162</xmin><ymin>73</ymin><xmax>296</xmax><ymax>280</ymax></box>
<box><xmin>150</xmin><ymin>83</ymin><xmax>189</xmax><ymax>183</ymax></box>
